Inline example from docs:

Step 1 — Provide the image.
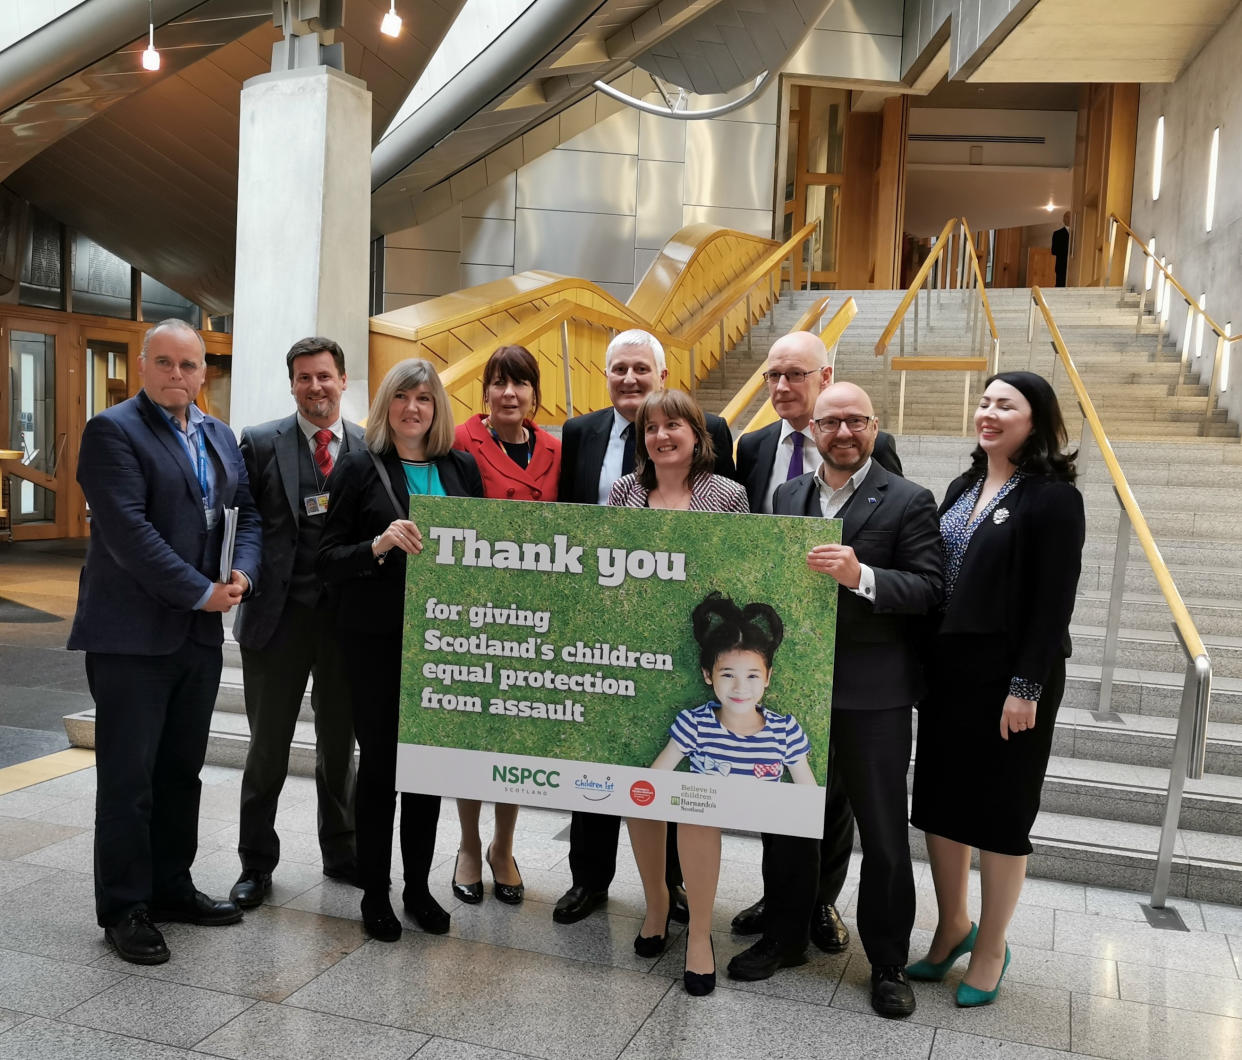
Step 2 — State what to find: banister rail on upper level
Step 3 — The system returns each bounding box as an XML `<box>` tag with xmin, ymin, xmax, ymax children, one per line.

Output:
<box><xmin>1104</xmin><ymin>214</ymin><xmax>1240</xmax><ymax>435</ymax></box>
<box><xmin>873</xmin><ymin>217</ymin><xmax>957</xmax><ymax>359</ymax></box>
<box><xmin>1028</xmin><ymin>285</ymin><xmax>1212</xmax><ymax>911</ymax></box>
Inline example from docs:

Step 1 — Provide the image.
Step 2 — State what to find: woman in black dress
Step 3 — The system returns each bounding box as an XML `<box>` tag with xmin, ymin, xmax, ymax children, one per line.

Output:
<box><xmin>908</xmin><ymin>371</ymin><xmax>1084</xmax><ymax>1006</ymax></box>
<box><xmin>317</xmin><ymin>358</ymin><xmax>482</xmax><ymax>942</ymax></box>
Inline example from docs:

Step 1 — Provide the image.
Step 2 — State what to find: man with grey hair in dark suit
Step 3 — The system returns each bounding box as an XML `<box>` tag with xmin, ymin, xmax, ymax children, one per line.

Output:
<box><xmin>230</xmin><ymin>336</ymin><xmax>363</xmax><ymax>909</ymax></box>
<box><xmin>728</xmin><ymin>381</ymin><xmax>942</xmax><ymax>1020</ymax></box>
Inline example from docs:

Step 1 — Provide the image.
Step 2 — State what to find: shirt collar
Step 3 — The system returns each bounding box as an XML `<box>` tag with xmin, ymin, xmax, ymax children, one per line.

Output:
<box><xmin>611</xmin><ymin>407</ymin><xmax>633</xmax><ymax>439</ymax></box>
<box><xmin>815</xmin><ymin>457</ymin><xmax>872</xmax><ymax>499</ymax></box>
<box><xmin>296</xmin><ymin>413</ymin><xmax>343</xmax><ymax>440</ymax></box>
<box><xmin>778</xmin><ymin>418</ymin><xmax>814</xmax><ymax>445</ymax></box>
<box><xmin>155</xmin><ymin>401</ymin><xmax>204</xmax><ymax>435</ymax></box>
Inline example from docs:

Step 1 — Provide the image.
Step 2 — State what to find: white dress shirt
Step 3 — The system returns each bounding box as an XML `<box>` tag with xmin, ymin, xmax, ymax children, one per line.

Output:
<box><xmin>296</xmin><ymin>413</ymin><xmax>344</xmax><ymax>467</ymax></box>
<box><xmin>814</xmin><ymin>457</ymin><xmax>877</xmax><ymax>602</ymax></box>
<box><xmin>597</xmin><ymin>408</ymin><xmax>632</xmax><ymax>505</ymax></box>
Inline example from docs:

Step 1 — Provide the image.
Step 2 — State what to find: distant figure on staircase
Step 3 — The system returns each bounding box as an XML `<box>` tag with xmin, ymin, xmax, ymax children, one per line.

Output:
<box><xmin>1051</xmin><ymin>211</ymin><xmax>1071</xmax><ymax>287</ymax></box>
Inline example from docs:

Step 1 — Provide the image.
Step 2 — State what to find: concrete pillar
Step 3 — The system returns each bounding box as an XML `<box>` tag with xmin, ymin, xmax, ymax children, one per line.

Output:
<box><xmin>230</xmin><ymin>66</ymin><xmax>371</xmax><ymax>431</ymax></box>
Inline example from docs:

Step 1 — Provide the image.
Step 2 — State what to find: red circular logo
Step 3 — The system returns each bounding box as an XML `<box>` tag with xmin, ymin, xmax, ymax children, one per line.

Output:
<box><xmin>629</xmin><ymin>780</ymin><xmax>655</xmax><ymax>806</ymax></box>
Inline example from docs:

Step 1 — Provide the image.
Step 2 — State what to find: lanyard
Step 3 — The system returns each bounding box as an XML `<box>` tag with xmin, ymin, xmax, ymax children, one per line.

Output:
<box><xmin>190</xmin><ymin>424</ymin><xmax>211</xmax><ymax>503</ymax></box>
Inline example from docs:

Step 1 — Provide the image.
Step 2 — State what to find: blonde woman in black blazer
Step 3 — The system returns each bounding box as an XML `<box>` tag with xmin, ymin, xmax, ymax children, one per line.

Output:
<box><xmin>317</xmin><ymin>359</ymin><xmax>482</xmax><ymax>943</ymax></box>
<box><xmin>908</xmin><ymin>371</ymin><xmax>1084</xmax><ymax>1007</ymax></box>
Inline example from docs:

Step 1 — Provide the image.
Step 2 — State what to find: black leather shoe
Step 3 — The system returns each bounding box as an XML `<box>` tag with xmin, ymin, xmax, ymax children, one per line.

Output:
<box><xmin>361</xmin><ymin>892</ymin><xmax>401</xmax><ymax>942</ymax></box>
<box><xmin>730</xmin><ymin>896</ymin><xmax>765</xmax><ymax>935</ymax></box>
<box><xmin>809</xmin><ymin>902</ymin><xmax>850</xmax><ymax>954</ymax></box>
<box><xmin>726</xmin><ymin>935</ymin><xmax>808</xmax><ymax>981</ymax></box>
<box><xmin>105</xmin><ymin>908</ymin><xmax>169</xmax><ymax>965</ymax></box>
<box><xmin>403</xmin><ymin>890</ymin><xmax>451</xmax><ymax>934</ymax></box>
<box><xmin>668</xmin><ymin>883</ymin><xmax>689</xmax><ymax>925</ymax></box>
<box><xmin>149</xmin><ymin>890</ymin><xmax>243</xmax><ymax>926</ymax></box>
<box><xmin>452</xmin><ymin>853</ymin><xmax>484</xmax><ymax>904</ymax></box>
<box><xmin>229</xmin><ymin>870</ymin><xmax>272</xmax><ymax>910</ymax></box>
<box><xmin>871</xmin><ymin>965</ymin><xmax>917</xmax><ymax>1018</ymax></box>
<box><xmin>552</xmin><ymin>884</ymin><xmax>608</xmax><ymax>924</ymax></box>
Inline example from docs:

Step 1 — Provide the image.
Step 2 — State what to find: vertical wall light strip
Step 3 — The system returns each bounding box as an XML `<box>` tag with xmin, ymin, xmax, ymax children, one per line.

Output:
<box><xmin>1206</xmin><ymin>126</ymin><xmax>1220</xmax><ymax>232</ymax></box>
<box><xmin>1152</xmin><ymin>115</ymin><xmax>1165</xmax><ymax>201</ymax></box>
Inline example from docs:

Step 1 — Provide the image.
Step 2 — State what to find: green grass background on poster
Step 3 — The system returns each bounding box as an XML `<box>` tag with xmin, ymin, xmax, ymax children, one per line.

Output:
<box><xmin>399</xmin><ymin>497</ymin><xmax>840</xmax><ymax>786</ymax></box>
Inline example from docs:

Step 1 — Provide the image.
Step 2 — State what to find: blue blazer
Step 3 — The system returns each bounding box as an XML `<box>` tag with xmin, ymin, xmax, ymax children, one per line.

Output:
<box><xmin>68</xmin><ymin>390</ymin><xmax>262</xmax><ymax>655</ymax></box>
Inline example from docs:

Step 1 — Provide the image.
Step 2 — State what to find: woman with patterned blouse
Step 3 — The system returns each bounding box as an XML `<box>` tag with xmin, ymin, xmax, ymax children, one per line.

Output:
<box><xmin>908</xmin><ymin>371</ymin><xmax>1085</xmax><ymax>1008</ymax></box>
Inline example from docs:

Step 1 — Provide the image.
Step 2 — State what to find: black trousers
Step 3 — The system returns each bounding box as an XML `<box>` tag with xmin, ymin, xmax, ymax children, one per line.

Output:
<box><xmin>88</xmin><ymin>641</ymin><xmax>221</xmax><ymax>927</ymax></box>
<box><xmin>568</xmin><ymin>811</ymin><xmax>682</xmax><ymax>892</ymax></box>
<box><xmin>238</xmin><ymin>598</ymin><xmax>357</xmax><ymax>874</ymax></box>
<box><xmin>762</xmin><ymin>706</ymin><xmax>915</xmax><ymax>967</ymax></box>
<box><xmin>344</xmin><ymin>628</ymin><xmax>439</xmax><ymax>896</ymax></box>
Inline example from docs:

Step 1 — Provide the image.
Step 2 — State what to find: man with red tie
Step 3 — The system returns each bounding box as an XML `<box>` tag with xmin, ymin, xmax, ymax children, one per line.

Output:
<box><xmin>230</xmin><ymin>337</ymin><xmax>363</xmax><ymax>908</ymax></box>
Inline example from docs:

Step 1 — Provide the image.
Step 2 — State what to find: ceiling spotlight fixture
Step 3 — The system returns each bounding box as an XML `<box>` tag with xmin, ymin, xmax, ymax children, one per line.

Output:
<box><xmin>142</xmin><ymin>0</ymin><xmax>160</xmax><ymax>71</ymax></box>
<box><xmin>381</xmin><ymin>0</ymin><xmax>402</xmax><ymax>37</ymax></box>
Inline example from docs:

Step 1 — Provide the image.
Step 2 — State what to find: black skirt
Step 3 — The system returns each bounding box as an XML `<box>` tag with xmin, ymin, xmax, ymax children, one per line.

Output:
<box><xmin>910</xmin><ymin>632</ymin><xmax>1065</xmax><ymax>856</ymax></box>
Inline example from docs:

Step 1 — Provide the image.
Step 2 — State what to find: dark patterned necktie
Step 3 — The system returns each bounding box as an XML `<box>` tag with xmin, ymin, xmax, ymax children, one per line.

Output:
<box><xmin>786</xmin><ymin>432</ymin><xmax>804</xmax><ymax>480</ymax></box>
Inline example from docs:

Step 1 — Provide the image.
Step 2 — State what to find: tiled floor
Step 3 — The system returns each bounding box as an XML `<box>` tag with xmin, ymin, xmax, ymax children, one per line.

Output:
<box><xmin>1</xmin><ymin>766</ymin><xmax>1241</xmax><ymax>1059</ymax></box>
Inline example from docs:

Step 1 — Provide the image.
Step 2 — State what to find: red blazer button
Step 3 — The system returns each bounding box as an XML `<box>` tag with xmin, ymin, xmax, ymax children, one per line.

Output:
<box><xmin>506</xmin><ymin>488</ymin><xmax>515</xmax><ymax>497</ymax></box>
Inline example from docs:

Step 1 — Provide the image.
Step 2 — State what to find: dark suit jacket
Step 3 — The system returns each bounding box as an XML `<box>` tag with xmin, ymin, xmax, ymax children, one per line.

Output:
<box><xmin>1051</xmin><ymin>226</ymin><xmax>1070</xmax><ymax>261</ymax></box>
<box><xmin>68</xmin><ymin>390</ymin><xmax>262</xmax><ymax>655</ymax></box>
<box><xmin>937</xmin><ymin>473</ymin><xmax>1084</xmax><ymax>687</ymax></box>
<box><xmin>773</xmin><ymin>462</ymin><xmax>942</xmax><ymax>709</ymax></box>
<box><xmin>558</xmin><ymin>406</ymin><xmax>737</xmax><ymax>505</ymax></box>
<box><xmin>737</xmin><ymin>422</ymin><xmax>903</xmax><ymax>512</ymax></box>
<box><xmin>233</xmin><ymin>414</ymin><xmax>365</xmax><ymax>651</ymax></box>
<box><xmin>316</xmin><ymin>447</ymin><xmax>483</xmax><ymax>634</ymax></box>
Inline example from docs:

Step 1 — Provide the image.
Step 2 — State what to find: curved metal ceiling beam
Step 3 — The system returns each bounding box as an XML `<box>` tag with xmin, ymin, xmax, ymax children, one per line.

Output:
<box><xmin>371</xmin><ymin>0</ymin><xmax>606</xmax><ymax>192</ymax></box>
<box><xmin>592</xmin><ymin>72</ymin><xmax>769</xmax><ymax>120</ymax></box>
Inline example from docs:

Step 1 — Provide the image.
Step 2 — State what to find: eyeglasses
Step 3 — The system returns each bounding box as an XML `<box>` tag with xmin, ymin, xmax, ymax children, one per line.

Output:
<box><xmin>761</xmin><ymin>368</ymin><xmax>822</xmax><ymax>384</ymax></box>
<box><xmin>812</xmin><ymin>415</ymin><xmax>875</xmax><ymax>433</ymax></box>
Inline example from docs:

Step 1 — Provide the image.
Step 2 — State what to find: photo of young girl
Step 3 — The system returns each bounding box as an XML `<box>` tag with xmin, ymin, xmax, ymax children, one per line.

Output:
<box><xmin>650</xmin><ymin>590</ymin><xmax>815</xmax><ymax>785</ymax></box>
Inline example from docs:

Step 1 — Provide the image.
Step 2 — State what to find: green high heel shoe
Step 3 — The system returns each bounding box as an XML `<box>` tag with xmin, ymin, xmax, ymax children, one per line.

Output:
<box><xmin>905</xmin><ymin>922</ymin><xmax>978</xmax><ymax>981</ymax></box>
<box><xmin>956</xmin><ymin>944</ymin><xmax>1011</xmax><ymax>1007</ymax></box>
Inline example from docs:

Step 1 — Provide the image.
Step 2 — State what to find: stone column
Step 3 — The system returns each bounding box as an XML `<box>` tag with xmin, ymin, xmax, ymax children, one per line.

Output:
<box><xmin>230</xmin><ymin>65</ymin><xmax>371</xmax><ymax>431</ymax></box>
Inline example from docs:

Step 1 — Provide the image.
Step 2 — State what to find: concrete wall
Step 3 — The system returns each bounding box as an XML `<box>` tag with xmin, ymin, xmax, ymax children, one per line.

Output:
<box><xmin>1132</xmin><ymin>0</ymin><xmax>1242</xmax><ymax>422</ymax></box>
<box><xmin>382</xmin><ymin>84</ymin><xmax>780</xmax><ymax>309</ymax></box>
<box><xmin>786</xmin><ymin>0</ymin><xmax>905</xmax><ymax>83</ymax></box>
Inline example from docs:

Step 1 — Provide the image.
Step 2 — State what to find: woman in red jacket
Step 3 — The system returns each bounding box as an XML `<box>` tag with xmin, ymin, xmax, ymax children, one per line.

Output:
<box><xmin>449</xmin><ymin>345</ymin><xmax>561</xmax><ymax>905</ymax></box>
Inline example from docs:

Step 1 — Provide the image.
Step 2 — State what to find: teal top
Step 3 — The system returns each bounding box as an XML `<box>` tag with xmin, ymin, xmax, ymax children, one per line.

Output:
<box><xmin>401</xmin><ymin>459</ymin><xmax>446</xmax><ymax>497</ymax></box>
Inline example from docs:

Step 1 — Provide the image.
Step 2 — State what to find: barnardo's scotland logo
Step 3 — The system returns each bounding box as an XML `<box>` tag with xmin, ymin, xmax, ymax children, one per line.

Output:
<box><xmin>574</xmin><ymin>773</ymin><xmax>616</xmax><ymax>801</ymax></box>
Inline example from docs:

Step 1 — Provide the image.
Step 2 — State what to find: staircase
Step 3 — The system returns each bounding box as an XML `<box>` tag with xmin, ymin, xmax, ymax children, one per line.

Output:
<box><xmin>62</xmin><ymin>284</ymin><xmax>1242</xmax><ymax>904</ymax></box>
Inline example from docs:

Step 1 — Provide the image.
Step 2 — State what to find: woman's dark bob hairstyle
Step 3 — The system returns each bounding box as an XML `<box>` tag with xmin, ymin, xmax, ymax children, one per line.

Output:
<box><xmin>634</xmin><ymin>389</ymin><xmax>715</xmax><ymax>491</ymax></box>
<box><xmin>967</xmin><ymin>371</ymin><xmax>1077</xmax><ymax>483</ymax></box>
<box><xmin>483</xmin><ymin>345</ymin><xmax>541</xmax><ymax>412</ymax></box>
<box><xmin>691</xmin><ymin>591</ymin><xmax>784</xmax><ymax>675</ymax></box>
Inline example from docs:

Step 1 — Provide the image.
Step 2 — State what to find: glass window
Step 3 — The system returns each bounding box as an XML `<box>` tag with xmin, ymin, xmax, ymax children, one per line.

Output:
<box><xmin>141</xmin><ymin>273</ymin><xmax>201</xmax><ymax>328</ymax></box>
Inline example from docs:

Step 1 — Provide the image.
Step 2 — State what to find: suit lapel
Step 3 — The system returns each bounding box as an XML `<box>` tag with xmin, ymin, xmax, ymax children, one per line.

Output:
<box><xmin>275</xmin><ymin>417</ymin><xmax>301</xmax><ymax>521</ymax></box>
<box><xmin>840</xmin><ymin>462</ymin><xmax>888</xmax><ymax>542</ymax></box>
<box><xmin>137</xmin><ymin>392</ymin><xmax>204</xmax><ymax>504</ymax></box>
<box><xmin>581</xmin><ymin>409</ymin><xmax>613</xmax><ymax>497</ymax></box>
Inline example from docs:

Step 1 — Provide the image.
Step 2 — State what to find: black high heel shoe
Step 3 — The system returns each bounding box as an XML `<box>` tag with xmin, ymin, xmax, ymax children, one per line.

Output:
<box><xmin>360</xmin><ymin>891</ymin><xmax>401</xmax><ymax>943</ymax></box>
<box><xmin>451</xmin><ymin>853</ymin><xmax>483</xmax><ymax>904</ymax></box>
<box><xmin>485</xmin><ymin>843</ymin><xmax>525</xmax><ymax>905</ymax></box>
<box><xmin>402</xmin><ymin>889</ymin><xmax>450</xmax><ymax>934</ymax></box>
<box><xmin>683</xmin><ymin>935</ymin><xmax>716</xmax><ymax>996</ymax></box>
<box><xmin>634</xmin><ymin>908</ymin><xmax>672</xmax><ymax>958</ymax></box>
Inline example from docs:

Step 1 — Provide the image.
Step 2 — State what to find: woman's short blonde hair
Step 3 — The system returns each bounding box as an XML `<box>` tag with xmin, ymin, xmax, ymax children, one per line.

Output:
<box><xmin>364</xmin><ymin>358</ymin><xmax>455</xmax><ymax>458</ymax></box>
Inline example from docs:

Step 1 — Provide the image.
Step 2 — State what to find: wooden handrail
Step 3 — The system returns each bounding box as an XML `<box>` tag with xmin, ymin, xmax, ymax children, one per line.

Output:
<box><xmin>959</xmin><ymin>218</ymin><xmax>999</xmax><ymax>344</ymax></box>
<box><xmin>718</xmin><ymin>296</ymin><xmax>831</xmax><ymax>426</ymax></box>
<box><xmin>874</xmin><ymin>216</ymin><xmax>957</xmax><ymax>358</ymax></box>
<box><xmin>1031</xmin><ymin>286</ymin><xmax>1207</xmax><ymax>661</ymax></box>
<box><xmin>734</xmin><ymin>297</ymin><xmax>859</xmax><ymax>437</ymax></box>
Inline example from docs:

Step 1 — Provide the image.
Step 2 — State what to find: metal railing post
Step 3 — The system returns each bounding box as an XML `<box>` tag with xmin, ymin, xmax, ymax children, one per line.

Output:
<box><xmin>1121</xmin><ymin>238</ymin><xmax>1133</xmax><ymax>296</ymax></box>
<box><xmin>768</xmin><ymin>274</ymin><xmax>776</xmax><ymax>330</ymax></box>
<box><xmin>897</xmin><ymin>370</ymin><xmax>907</xmax><ymax>434</ymax></box>
<box><xmin>1204</xmin><ymin>332</ymin><xmax>1227</xmax><ymax>435</ymax></box>
<box><xmin>1150</xmin><ymin>659</ymin><xmax>1202</xmax><ymax>908</ymax></box>
<box><xmin>899</xmin><ymin>319</ymin><xmax>905</xmax><ymax>355</ymax></box>
<box><xmin>991</xmin><ymin>336</ymin><xmax>1000</xmax><ymax>375</ymax></box>
<box><xmin>560</xmin><ymin>322</ymin><xmax>574</xmax><ymax>419</ymax></box>
<box><xmin>1106</xmin><ymin>218</ymin><xmax>1117</xmax><ymax>286</ymax></box>
<box><xmin>1136</xmin><ymin>280</ymin><xmax>1147</xmax><ymax>337</ymax></box>
<box><xmin>960</xmin><ymin>372</ymin><xmax>971</xmax><ymax>436</ymax></box>
<box><xmin>1097</xmin><ymin>503</ymin><xmax>1131</xmax><ymax>714</ymax></box>
<box><xmin>719</xmin><ymin>318</ymin><xmax>726</xmax><ymax>367</ymax></box>
<box><xmin>689</xmin><ymin>344</ymin><xmax>698</xmax><ymax>396</ymax></box>
<box><xmin>913</xmin><ymin>285</ymin><xmax>920</xmax><ymax>352</ymax></box>
<box><xmin>746</xmin><ymin>293</ymin><xmax>753</xmax><ymax>353</ymax></box>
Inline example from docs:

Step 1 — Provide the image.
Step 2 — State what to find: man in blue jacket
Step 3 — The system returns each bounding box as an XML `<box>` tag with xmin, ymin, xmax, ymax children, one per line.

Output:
<box><xmin>69</xmin><ymin>318</ymin><xmax>261</xmax><ymax>965</ymax></box>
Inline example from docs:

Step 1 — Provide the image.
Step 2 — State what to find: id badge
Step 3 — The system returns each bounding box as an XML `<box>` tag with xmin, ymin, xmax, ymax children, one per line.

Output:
<box><xmin>204</xmin><ymin>502</ymin><xmax>219</xmax><ymax>530</ymax></box>
<box><xmin>304</xmin><ymin>492</ymin><xmax>329</xmax><ymax>516</ymax></box>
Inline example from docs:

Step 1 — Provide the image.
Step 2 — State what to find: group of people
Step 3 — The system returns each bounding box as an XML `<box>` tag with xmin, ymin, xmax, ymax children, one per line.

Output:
<box><xmin>70</xmin><ymin>316</ymin><xmax>1084</xmax><ymax>1023</ymax></box>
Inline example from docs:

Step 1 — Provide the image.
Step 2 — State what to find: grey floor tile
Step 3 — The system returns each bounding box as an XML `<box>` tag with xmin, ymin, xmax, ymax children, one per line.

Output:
<box><xmin>0</xmin><ymin>1015</ymin><xmax>197</xmax><ymax>1059</ymax></box>
<box><xmin>1052</xmin><ymin>909</ymin><xmax>1238</xmax><ymax>976</ymax></box>
<box><xmin>91</xmin><ymin>905</ymin><xmax>363</xmax><ymax>1002</ymax></box>
<box><xmin>831</xmin><ymin>953</ymin><xmax>1071</xmax><ymax>1051</ymax></box>
<box><xmin>929</xmin><ymin>1028</ymin><xmax>1099</xmax><ymax>1058</ymax></box>
<box><xmin>283</xmin><ymin>934</ymin><xmax>671</xmax><ymax>1060</ymax></box>
<box><xmin>60</xmin><ymin>976</ymin><xmax>253</xmax><ymax>1048</ymax></box>
<box><xmin>0</xmin><ymin>948</ymin><xmax>124</xmax><ymax>1018</ymax></box>
<box><xmin>27</xmin><ymin>795</ymin><xmax>96</xmax><ymax>829</ymax></box>
<box><xmin>1200</xmin><ymin>900</ymin><xmax>1242</xmax><ymax>936</ymax></box>
<box><xmin>913</xmin><ymin>890</ymin><xmax>1054</xmax><ymax>950</ymax></box>
<box><xmin>0</xmin><ymin>871</ymin><xmax>109</xmax><ymax>963</ymax></box>
<box><xmin>188</xmin><ymin>848</ymin><xmax>327</xmax><ymax>908</ymax></box>
<box><xmin>618</xmin><ymin>982</ymin><xmax>934</xmax><ymax>1059</ymax></box>
<box><xmin>0</xmin><ymin>856</ymin><xmax>55</xmax><ymax>896</ymax></box>
<box><xmin>0</xmin><ymin>789</ymin><xmax>72</xmax><ymax>820</ymax></box>
<box><xmin>1071</xmin><ymin>993</ymin><xmax>1242</xmax><ymax>1060</ymax></box>
<box><xmin>412</xmin><ymin>1038</ymin><xmax>541</xmax><ymax>1060</ymax></box>
<box><xmin>1004</xmin><ymin>943</ymin><xmax>1118</xmax><ymax>999</ymax></box>
<box><xmin>1230</xmin><ymin>936</ymin><xmax>1242</xmax><ymax>978</ymax></box>
<box><xmin>193</xmin><ymin>1000</ymin><xmax>429</xmax><ymax>1059</ymax></box>
<box><xmin>0</xmin><ymin>1009</ymin><xmax>29</xmax><ymax>1035</ymax></box>
<box><xmin>16</xmin><ymin>828</ymin><xmax>94</xmax><ymax>872</ymax></box>
<box><xmin>1118</xmin><ymin>961</ymin><xmax>1242</xmax><ymax>1019</ymax></box>
<box><xmin>21</xmin><ymin>771</ymin><xmax>99</xmax><ymax>799</ymax></box>
<box><xmin>1083</xmin><ymin>887</ymin><xmax>1205</xmax><ymax>929</ymax></box>
<box><xmin>0</xmin><ymin>816</ymin><xmax>82</xmax><ymax>860</ymax></box>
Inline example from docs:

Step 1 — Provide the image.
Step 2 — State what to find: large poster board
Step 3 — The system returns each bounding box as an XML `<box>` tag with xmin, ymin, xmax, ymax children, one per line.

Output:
<box><xmin>395</xmin><ymin>497</ymin><xmax>839</xmax><ymax>838</ymax></box>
